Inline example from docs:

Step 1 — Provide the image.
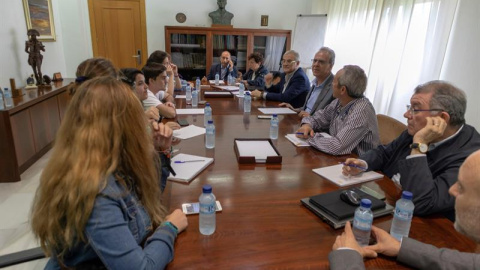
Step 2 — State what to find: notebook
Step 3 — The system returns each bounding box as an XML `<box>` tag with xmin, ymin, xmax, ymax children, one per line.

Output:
<box><xmin>285</xmin><ymin>134</ymin><xmax>310</xmax><ymax>147</ymax></box>
<box><xmin>301</xmin><ymin>187</ymin><xmax>394</xmax><ymax>229</ymax></box>
<box><xmin>312</xmin><ymin>164</ymin><xmax>383</xmax><ymax>187</ymax></box>
<box><xmin>168</xmin><ymin>153</ymin><xmax>214</xmax><ymax>183</ymax></box>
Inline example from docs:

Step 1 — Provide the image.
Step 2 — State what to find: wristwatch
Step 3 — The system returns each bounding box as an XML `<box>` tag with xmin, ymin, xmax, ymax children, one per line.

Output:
<box><xmin>410</xmin><ymin>143</ymin><xmax>428</xmax><ymax>154</ymax></box>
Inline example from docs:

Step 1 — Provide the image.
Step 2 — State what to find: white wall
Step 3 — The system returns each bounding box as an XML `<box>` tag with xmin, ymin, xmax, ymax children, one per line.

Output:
<box><xmin>0</xmin><ymin>0</ymin><xmax>312</xmax><ymax>88</ymax></box>
<box><xmin>0</xmin><ymin>0</ymin><xmax>67</xmax><ymax>89</ymax></box>
<box><xmin>145</xmin><ymin>0</ymin><xmax>312</xmax><ymax>55</ymax></box>
<box><xmin>440</xmin><ymin>0</ymin><xmax>480</xmax><ymax>130</ymax></box>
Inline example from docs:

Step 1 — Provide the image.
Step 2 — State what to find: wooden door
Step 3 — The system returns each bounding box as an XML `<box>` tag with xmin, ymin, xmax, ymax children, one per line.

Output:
<box><xmin>88</xmin><ymin>0</ymin><xmax>147</xmax><ymax>69</ymax></box>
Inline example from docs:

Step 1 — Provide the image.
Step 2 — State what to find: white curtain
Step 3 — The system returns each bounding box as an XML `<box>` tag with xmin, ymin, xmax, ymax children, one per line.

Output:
<box><xmin>263</xmin><ymin>36</ymin><xmax>287</xmax><ymax>72</ymax></box>
<box><xmin>324</xmin><ymin>0</ymin><xmax>458</xmax><ymax>122</ymax></box>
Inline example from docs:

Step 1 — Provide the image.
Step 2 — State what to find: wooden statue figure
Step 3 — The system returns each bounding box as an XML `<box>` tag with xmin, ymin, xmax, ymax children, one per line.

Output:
<box><xmin>25</xmin><ymin>29</ymin><xmax>45</xmax><ymax>85</ymax></box>
<box><xmin>209</xmin><ymin>0</ymin><xmax>234</xmax><ymax>25</ymax></box>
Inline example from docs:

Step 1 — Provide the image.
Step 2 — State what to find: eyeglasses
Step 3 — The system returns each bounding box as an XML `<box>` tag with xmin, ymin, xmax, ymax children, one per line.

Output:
<box><xmin>406</xmin><ymin>104</ymin><xmax>443</xmax><ymax>114</ymax></box>
<box><xmin>311</xmin><ymin>59</ymin><xmax>328</xmax><ymax>65</ymax></box>
<box><xmin>281</xmin><ymin>59</ymin><xmax>296</xmax><ymax>65</ymax></box>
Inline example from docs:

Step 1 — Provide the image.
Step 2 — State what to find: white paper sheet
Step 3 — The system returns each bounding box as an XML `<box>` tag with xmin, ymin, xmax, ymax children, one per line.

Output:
<box><xmin>285</xmin><ymin>134</ymin><xmax>310</xmax><ymax>147</ymax></box>
<box><xmin>204</xmin><ymin>91</ymin><xmax>232</xmax><ymax>96</ymax></box>
<box><xmin>312</xmin><ymin>164</ymin><xmax>383</xmax><ymax>187</ymax></box>
<box><xmin>214</xmin><ymin>85</ymin><xmax>239</xmax><ymax>91</ymax></box>
<box><xmin>175</xmin><ymin>95</ymin><xmax>186</xmax><ymax>99</ymax></box>
<box><xmin>176</xmin><ymin>109</ymin><xmax>205</xmax><ymax>115</ymax></box>
<box><xmin>168</xmin><ymin>153</ymin><xmax>214</xmax><ymax>183</ymax></box>
<box><xmin>173</xmin><ymin>125</ymin><xmax>206</xmax><ymax>139</ymax></box>
<box><xmin>234</xmin><ymin>91</ymin><xmax>250</xmax><ymax>97</ymax></box>
<box><xmin>258</xmin><ymin>107</ymin><xmax>297</xmax><ymax>115</ymax></box>
<box><xmin>209</xmin><ymin>80</ymin><xmax>225</xmax><ymax>85</ymax></box>
<box><xmin>235</xmin><ymin>140</ymin><xmax>278</xmax><ymax>163</ymax></box>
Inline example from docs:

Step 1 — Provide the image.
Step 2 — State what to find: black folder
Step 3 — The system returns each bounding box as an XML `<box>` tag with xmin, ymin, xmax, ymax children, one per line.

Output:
<box><xmin>309</xmin><ymin>187</ymin><xmax>386</xmax><ymax>220</ymax></box>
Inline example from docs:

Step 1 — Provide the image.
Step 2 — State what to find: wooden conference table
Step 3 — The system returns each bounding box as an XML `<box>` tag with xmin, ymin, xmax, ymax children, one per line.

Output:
<box><xmin>162</xmin><ymin>89</ymin><xmax>475</xmax><ymax>269</ymax></box>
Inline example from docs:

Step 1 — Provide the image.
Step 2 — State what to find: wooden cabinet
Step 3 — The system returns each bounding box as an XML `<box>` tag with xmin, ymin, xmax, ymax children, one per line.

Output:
<box><xmin>165</xmin><ymin>26</ymin><xmax>291</xmax><ymax>80</ymax></box>
<box><xmin>0</xmin><ymin>80</ymin><xmax>73</xmax><ymax>182</ymax></box>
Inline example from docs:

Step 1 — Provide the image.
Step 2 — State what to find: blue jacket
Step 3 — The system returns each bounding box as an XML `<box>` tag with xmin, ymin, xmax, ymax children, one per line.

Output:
<box><xmin>207</xmin><ymin>63</ymin><xmax>238</xmax><ymax>81</ymax></box>
<box><xmin>242</xmin><ymin>65</ymin><xmax>269</xmax><ymax>88</ymax></box>
<box><xmin>265</xmin><ymin>68</ymin><xmax>310</xmax><ymax>108</ymax></box>
<box><xmin>45</xmin><ymin>173</ymin><xmax>177</xmax><ymax>269</ymax></box>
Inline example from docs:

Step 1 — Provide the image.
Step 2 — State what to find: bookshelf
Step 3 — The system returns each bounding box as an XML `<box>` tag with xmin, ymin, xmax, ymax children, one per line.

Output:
<box><xmin>165</xmin><ymin>26</ymin><xmax>291</xmax><ymax>80</ymax></box>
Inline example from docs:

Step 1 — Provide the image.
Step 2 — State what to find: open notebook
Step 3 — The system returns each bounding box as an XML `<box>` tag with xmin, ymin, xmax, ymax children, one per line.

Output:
<box><xmin>168</xmin><ymin>153</ymin><xmax>214</xmax><ymax>183</ymax></box>
<box><xmin>285</xmin><ymin>134</ymin><xmax>310</xmax><ymax>147</ymax></box>
<box><xmin>312</xmin><ymin>164</ymin><xmax>383</xmax><ymax>187</ymax></box>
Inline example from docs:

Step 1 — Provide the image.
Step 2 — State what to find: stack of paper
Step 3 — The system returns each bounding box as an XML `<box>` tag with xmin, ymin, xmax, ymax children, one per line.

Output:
<box><xmin>176</xmin><ymin>109</ymin><xmax>205</xmax><ymax>115</ymax></box>
<box><xmin>285</xmin><ymin>134</ymin><xmax>310</xmax><ymax>147</ymax></box>
<box><xmin>173</xmin><ymin>125</ymin><xmax>205</xmax><ymax>139</ymax></box>
<box><xmin>312</xmin><ymin>164</ymin><xmax>383</xmax><ymax>187</ymax></box>
<box><xmin>214</xmin><ymin>85</ymin><xmax>239</xmax><ymax>91</ymax></box>
<box><xmin>235</xmin><ymin>140</ymin><xmax>278</xmax><ymax>163</ymax></box>
<box><xmin>258</xmin><ymin>108</ymin><xmax>297</xmax><ymax>114</ymax></box>
<box><xmin>209</xmin><ymin>80</ymin><xmax>225</xmax><ymax>85</ymax></box>
<box><xmin>168</xmin><ymin>153</ymin><xmax>214</xmax><ymax>183</ymax></box>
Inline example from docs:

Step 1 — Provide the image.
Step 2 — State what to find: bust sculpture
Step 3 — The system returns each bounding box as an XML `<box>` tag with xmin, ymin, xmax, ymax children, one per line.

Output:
<box><xmin>25</xmin><ymin>29</ymin><xmax>45</xmax><ymax>85</ymax></box>
<box><xmin>209</xmin><ymin>0</ymin><xmax>234</xmax><ymax>25</ymax></box>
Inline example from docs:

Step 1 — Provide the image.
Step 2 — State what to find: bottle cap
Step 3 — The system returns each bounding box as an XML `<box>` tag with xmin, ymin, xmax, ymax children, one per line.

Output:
<box><xmin>206</xmin><ymin>102</ymin><xmax>210</xmax><ymax>106</ymax></box>
<box><xmin>202</xmin><ymin>184</ymin><xmax>212</xmax><ymax>193</ymax></box>
<box><xmin>246</xmin><ymin>92</ymin><xmax>250</xmax><ymax>95</ymax></box>
<box><xmin>401</xmin><ymin>191</ymin><xmax>413</xmax><ymax>200</ymax></box>
<box><xmin>360</xmin><ymin>198</ymin><xmax>372</xmax><ymax>208</ymax></box>
<box><xmin>273</xmin><ymin>114</ymin><xmax>278</xmax><ymax>117</ymax></box>
<box><xmin>208</xmin><ymin>120</ymin><xmax>213</xmax><ymax>124</ymax></box>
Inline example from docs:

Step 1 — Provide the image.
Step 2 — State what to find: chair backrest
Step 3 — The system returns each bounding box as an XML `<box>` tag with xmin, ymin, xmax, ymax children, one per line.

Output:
<box><xmin>376</xmin><ymin>114</ymin><xmax>407</xmax><ymax>145</ymax></box>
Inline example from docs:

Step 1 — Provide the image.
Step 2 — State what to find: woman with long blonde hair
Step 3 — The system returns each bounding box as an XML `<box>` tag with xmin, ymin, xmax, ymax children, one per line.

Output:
<box><xmin>31</xmin><ymin>76</ymin><xmax>187</xmax><ymax>269</ymax></box>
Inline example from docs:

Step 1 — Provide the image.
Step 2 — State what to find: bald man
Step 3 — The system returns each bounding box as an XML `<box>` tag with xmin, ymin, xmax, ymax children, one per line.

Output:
<box><xmin>329</xmin><ymin>149</ymin><xmax>480</xmax><ymax>269</ymax></box>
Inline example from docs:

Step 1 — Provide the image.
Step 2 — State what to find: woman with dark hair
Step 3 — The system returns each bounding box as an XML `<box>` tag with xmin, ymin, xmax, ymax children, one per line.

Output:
<box><xmin>147</xmin><ymin>50</ymin><xmax>182</xmax><ymax>92</ymax></box>
<box><xmin>240</xmin><ymin>52</ymin><xmax>269</xmax><ymax>89</ymax></box>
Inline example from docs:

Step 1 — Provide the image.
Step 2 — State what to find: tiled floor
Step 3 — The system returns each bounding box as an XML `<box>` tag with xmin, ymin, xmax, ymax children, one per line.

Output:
<box><xmin>0</xmin><ymin>152</ymin><xmax>51</xmax><ymax>269</ymax></box>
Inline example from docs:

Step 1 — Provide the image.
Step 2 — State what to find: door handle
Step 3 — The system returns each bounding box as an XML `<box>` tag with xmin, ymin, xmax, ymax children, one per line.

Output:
<box><xmin>132</xmin><ymin>49</ymin><xmax>142</xmax><ymax>66</ymax></box>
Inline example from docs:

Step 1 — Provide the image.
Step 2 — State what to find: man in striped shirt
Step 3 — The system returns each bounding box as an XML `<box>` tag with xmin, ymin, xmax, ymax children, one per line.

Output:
<box><xmin>296</xmin><ymin>65</ymin><xmax>379</xmax><ymax>156</ymax></box>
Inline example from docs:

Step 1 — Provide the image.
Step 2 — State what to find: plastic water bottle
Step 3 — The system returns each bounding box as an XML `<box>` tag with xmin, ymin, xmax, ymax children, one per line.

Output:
<box><xmin>390</xmin><ymin>191</ymin><xmax>415</xmax><ymax>241</ymax></box>
<box><xmin>205</xmin><ymin>120</ymin><xmax>215</xmax><ymax>149</ymax></box>
<box><xmin>186</xmin><ymin>85</ymin><xmax>192</xmax><ymax>105</ymax></box>
<box><xmin>353</xmin><ymin>199</ymin><xmax>373</xmax><ymax>246</ymax></box>
<box><xmin>238</xmin><ymin>83</ymin><xmax>245</xmax><ymax>97</ymax></box>
<box><xmin>270</xmin><ymin>114</ymin><xmax>279</xmax><ymax>139</ymax></box>
<box><xmin>4</xmin><ymin>88</ymin><xmax>13</xmax><ymax>108</ymax></box>
<box><xmin>204</xmin><ymin>102</ymin><xmax>212</xmax><ymax>127</ymax></box>
<box><xmin>199</xmin><ymin>184</ymin><xmax>216</xmax><ymax>235</ymax></box>
<box><xmin>227</xmin><ymin>74</ymin><xmax>233</xmax><ymax>86</ymax></box>
<box><xmin>0</xmin><ymin>90</ymin><xmax>4</xmax><ymax>110</ymax></box>
<box><xmin>196</xmin><ymin>77</ymin><xmax>201</xmax><ymax>91</ymax></box>
<box><xmin>215</xmin><ymin>73</ymin><xmax>220</xmax><ymax>86</ymax></box>
<box><xmin>192</xmin><ymin>89</ymin><xmax>198</xmax><ymax>107</ymax></box>
<box><xmin>244</xmin><ymin>92</ymin><xmax>251</xmax><ymax>113</ymax></box>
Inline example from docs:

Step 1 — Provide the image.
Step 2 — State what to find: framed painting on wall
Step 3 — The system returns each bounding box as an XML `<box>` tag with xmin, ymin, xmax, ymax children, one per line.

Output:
<box><xmin>22</xmin><ymin>0</ymin><xmax>56</xmax><ymax>41</ymax></box>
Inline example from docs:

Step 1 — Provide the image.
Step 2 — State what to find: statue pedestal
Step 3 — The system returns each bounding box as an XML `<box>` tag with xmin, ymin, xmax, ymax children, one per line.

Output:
<box><xmin>212</xmin><ymin>24</ymin><xmax>233</xmax><ymax>28</ymax></box>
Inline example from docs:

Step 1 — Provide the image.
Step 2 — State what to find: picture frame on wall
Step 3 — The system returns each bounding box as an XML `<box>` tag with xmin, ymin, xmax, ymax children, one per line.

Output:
<box><xmin>22</xmin><ymin>0</ymin><xmax>56</xmax><ymax>41</ymax></box>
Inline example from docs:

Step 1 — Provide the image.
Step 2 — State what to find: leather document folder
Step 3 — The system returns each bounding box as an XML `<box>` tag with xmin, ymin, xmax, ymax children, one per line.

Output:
<box><xmin>309</xmin><ymin>188</ymin><xmax>386</xmax><ymax>220</ymax></box>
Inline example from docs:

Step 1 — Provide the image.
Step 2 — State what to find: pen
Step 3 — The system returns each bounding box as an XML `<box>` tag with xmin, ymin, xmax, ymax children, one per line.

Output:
<box><xmin>174</xmin><ymin>160</ymin><xmax>205</xmax><ymax>164</ymax></box>
<box><xmin>340</xmin><ymin>162</ymin><xmax>367</xmax><ymax>171</ymax></box>
<box><xmin>296</xmin><ymin>132</ymin><xmax>310</xmax><ymax>137</ymax></box>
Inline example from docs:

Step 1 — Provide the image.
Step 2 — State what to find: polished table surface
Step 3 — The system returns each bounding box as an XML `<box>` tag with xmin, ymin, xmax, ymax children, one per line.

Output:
<box><xmin>163</xmin><ymin>90</ymin><xmax>476</xmax><ymax>269</ymax></box>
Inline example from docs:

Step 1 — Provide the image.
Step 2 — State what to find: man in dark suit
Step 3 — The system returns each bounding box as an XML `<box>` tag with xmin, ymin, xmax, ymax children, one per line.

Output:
<box><xmin>329</xmin><ymin>149</ymin><xmax>480</xmax><ymax>269</ymax></box>
<box><xmin>251</xmin><ymin>50</ymin><xmax>310</xmax><ymax>108</ymax></box>
<box><xmin>343</xmin><ymin>81</ymin><xmax>480</xmax><ymax>219</ymax></box>
<box><xmin>206</xmin><ymin>50</ymin><xmax>237</xmax><ymax>81</ymax></box>
<box><xmin>280</xmin><ymin>47</ymin><xmax>336</xmax><ymax>118</ymax></box>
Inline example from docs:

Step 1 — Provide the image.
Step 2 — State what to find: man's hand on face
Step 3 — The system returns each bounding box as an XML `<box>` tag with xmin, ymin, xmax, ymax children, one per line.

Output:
<box><xmin>413</xmin><ymin>116</ymin><xmax>447</xmax><ymax>144</ymax></box>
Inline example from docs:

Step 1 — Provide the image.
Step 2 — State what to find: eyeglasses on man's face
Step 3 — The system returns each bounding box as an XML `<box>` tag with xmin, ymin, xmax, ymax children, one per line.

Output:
<box><xmin>311</xmin><ymin>59</ymin><xmax>329</xmax><ymax>65</ymax></box>
<box><xmin>281</xmin><ymin>59</ymin><xmax>296</xmax><ymax>65</ymax></box>
<box><xmin>406</xmin><ymin>104</ymin><xmax>443</xmax><ymax>114</ymax></box>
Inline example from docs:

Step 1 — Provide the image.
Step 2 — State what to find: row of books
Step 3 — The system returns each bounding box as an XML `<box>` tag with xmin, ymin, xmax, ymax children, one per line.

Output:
<box><xmin>171</xmin><ymin>34</ymin><xmax>206</xmax><ymax>48</ymax></box>
<box><xmin>171</xmin><ymin>52</ymin><xmax>206</xmax><ymax>69</ymax></box>
<box><xmin>213</xmin><ymin>35</ymin><xmax>247</xmax><ymax>50</ymax></box>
